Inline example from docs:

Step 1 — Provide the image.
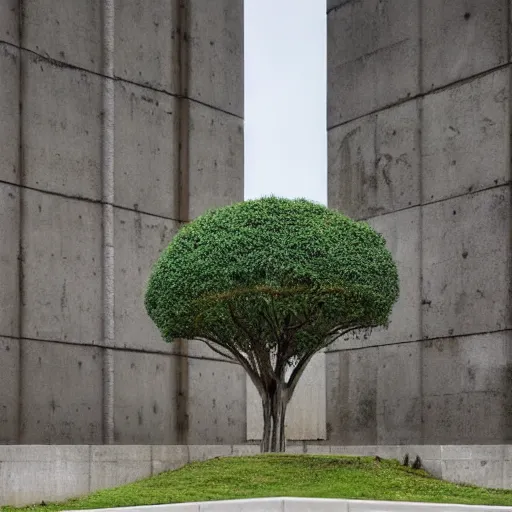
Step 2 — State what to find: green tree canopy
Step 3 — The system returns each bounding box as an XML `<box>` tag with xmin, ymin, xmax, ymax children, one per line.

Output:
<box><xmin>145</xmin><ymin>196</ymin><xmax>399</xmax><ymax>451</ymax></box>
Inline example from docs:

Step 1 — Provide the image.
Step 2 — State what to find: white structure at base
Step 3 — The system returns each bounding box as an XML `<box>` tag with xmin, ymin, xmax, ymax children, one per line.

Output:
<box><xmin>63</xmin><ymin>497</ymin><xmax>512</xmax><ymax>512</ymax></box>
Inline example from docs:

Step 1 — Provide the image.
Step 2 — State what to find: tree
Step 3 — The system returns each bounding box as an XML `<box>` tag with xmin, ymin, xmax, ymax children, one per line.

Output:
<box><xmin>145</xmin><ymin>197</ymin><xmax>399</xmax><ymax>452</ymax></box>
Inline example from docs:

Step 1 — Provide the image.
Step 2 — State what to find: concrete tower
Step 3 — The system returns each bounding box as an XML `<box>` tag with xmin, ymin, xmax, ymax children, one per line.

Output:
<box><xmin>326</xmin><ymin>0</ymin><xmax>511</xmax><ymax>445</ymax></box>
<box><xmin>0</xmin><ymin>0</ymin><xmax>244</xmax><ymax>445</ymax></box>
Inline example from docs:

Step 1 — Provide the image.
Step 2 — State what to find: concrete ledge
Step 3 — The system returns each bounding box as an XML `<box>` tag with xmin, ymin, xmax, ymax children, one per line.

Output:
<box><xmin>61</xmin><ymin>497</ymin><xmax>512</xmax><ymax>512</ymax></box>
<box><xmin>1</xmin><ymin>445</ymin><xmax>512</xmax><ymax>507</ymax></box>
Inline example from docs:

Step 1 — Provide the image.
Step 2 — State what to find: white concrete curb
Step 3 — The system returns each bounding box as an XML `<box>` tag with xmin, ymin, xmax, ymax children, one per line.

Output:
<box><xmin>63</xmin><ymin>497</ymin><xmax>512</xmax><ymax>512</ymax></box>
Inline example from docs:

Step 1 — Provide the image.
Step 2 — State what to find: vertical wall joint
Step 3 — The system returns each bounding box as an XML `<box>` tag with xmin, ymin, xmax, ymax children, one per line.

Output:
<box><xmin>175</xmin><ymin>0</ymin><xmax>191</xmax><ymax>445</ymax></box>
<box><xmin>102</xmin><ymin>0</ymin><xmax>115</xmax><ymax>445</ymax></box>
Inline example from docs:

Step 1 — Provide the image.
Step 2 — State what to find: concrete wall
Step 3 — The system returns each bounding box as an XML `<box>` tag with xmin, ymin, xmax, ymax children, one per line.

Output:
<box><xmin>0</xmin><ymin>1</ymin><xmax>244</xmax><ymax>445</ymax></box>
<box><xmin>326</xmin><ymin>0</ymin><xmax>512</xmax><ymax>444</ymax></box>
<box><xmin>3</xmin><ymin>444</ymin><xmax>512</xmax><ymax>506</ymax></box>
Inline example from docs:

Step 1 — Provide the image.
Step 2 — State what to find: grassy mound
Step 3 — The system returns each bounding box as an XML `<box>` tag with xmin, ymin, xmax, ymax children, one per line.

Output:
<box><xmin>3</xmin><ymin>455</ymin><xmax>512</xmax><ymax>511</ymax></box>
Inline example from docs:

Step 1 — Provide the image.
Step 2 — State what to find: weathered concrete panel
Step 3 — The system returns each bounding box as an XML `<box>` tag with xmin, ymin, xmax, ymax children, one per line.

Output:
<box><xmin>305</xmin><ymin>445</ymin><xmax>330</xmax><ymax>455</ymax></box>
<box><xmin>247</xmin><ymin>352</ymin><xmax>327</xmax><ymax>441</ymax></box>
<box><xmin>114</xmin><ymin>82</ymin><xmax>179</xmax><ymax>218</ymax></box>
<box><xmin>328</xmin><ymin>342</ymin><xmax>423</xmax><ymax>445</ymax></box>
<box><xmin>188</xmin><ymin>102</ymin><xmax>243</xmax><ymax>219</ymax></box>
<box><xmin>422</xmin><ymin>187</ymin><xmax>511</xmax><ymax>339</ymax></box>
<box><xmin>0</xmin><ymin>445</ymin><xmax>90</xmax><ymax>507</ymax></box>
<box><xmin>151</xmin><ymin>445</ymin><xmax>189</xmax><ymax>474</ymax></box>
<box><xmin>421</xmin><ymin>0</ymin><xmax>507</xmax><ymax>91</ymax></box>
<box><xmin>189</xmin><ymin>0</ymin><xmax>243</xmax><ymax>117</ymax></box>
<box><xmin>187</xmin><ymin>358</ymin><xmax>246</xmax><ymax>444</ymax></box>
<box><xmin>326</xmin><ymin>352</ymin><xmax>342</xmax><ymax>441</ymax></box>
<box><xmin>231</xmin><ymin>444</ymin><xmax>260</xmax><ymax>456</ymax></box>
<box><xmin>366</xmin><ymin>209</ymin><xmax>421</xmax><ymax>345</ymax></box>
<box><xmin>22</xmin><ymin>0</ymin><xmax>102</xmax><ymax>72</ymax></box>
<box><xmin>22</xmin><ymin>53</ymin><xmax>102</xmax><ymax>200</ymax></box>
<box><xmin>328</xmin><ymin>115</ymin><xmax>374</xmax><ymax>218</ymax></box>
<box><xmin>113</xmin><ymin>208</ymin><xmax>179</xmax><ymax>353</ymax></box>
<box><xmin>441</xmin><ymin>445</ymin><xmax>508</xmax><ymax>460</ymax></box>
<box><xmin>376</xmin><ymin>343</ymin><xmax>422</xmax><ymax>444</ymax></box>
<box><xmin>442</xmin><ymin>460</ymin><xmax>504</xmax><ymax>489</ymax></box>
<box><xmin>114</xmin><ymin>0</ymin><xmax>179</xmax><ymax>93</ymax></box>
<box><xmin>504</xmin><ymin>459</ymin><xmax>512</xmax><ymax>489</ymax></box>
<box><xmin>0</xmin><ymin>0</ymin><xmax>18</xmax><ymax>44</ymax></box>
<box><xmin>0</xmin><ymin>183</ymin><xmax>19</xmax><ymax>337</ymax></box>
<box><xmin>188</xmin><ymin>444</ymin><xmax>233</xmax><ymax>461</ymax></box>
<box><xmin>286</xmin><ymin>352</ymin><xmax>326</xmax><ymax>440</ymax></box>
<box><xmin>328</xmin><ymin>207</ymin><xmax>421</xmax><ymax>352</ymax></box>
<box><xmin>327</xmin><ymin>0</ymin><xmax>342</xmax><ymax>11</ymax></box>
<box><xmin>423</xmin><ymin>333</ymin><xmax>512</xmax><ymax>397</ymax></box>
<box><xmin>21</xmin><ymin>190</ymin><xmax>103</xmax><ymax>343</ymax></box>
<box><xmin>327</xmin><ymin>0</ymin><xmax>419</xmax><ymax>126</ymax></box>
<box><xmin>0</xmin><ymin>337</ymin><xmax>19</xmax><ymax>443</ymax></box>
<box><xmin>424</xmin><ymin>390</ymin><xmax>510</xmax><ymax>445</ymax></box>
<box><xmin>326</xmin><ymin>349</ymin><xmax>378</xmax><ymax>444</ymax></box>
<box><xmin>423</xmin><ymin>332</ymin><xmax>512</xmax><ymax>444</ymax></box>
<box><xmin>90</xmin><ymin>445</ymin><xmax>151</xmax><ymax>491</ymax></box>
<box><xmin>113</xmin><ymin>351</ymin><xmax>177</xmax><ymax>444</ymax></box>
<box><xmin>0</xmin><ymin>44</ymin><xmax>19</xmax><ymax>184</ymax></box>
<box><xmin>20</xmin><ymin>339</ymin><xmax>103</xmax><ymax>444</ymax></box>
<box><xmin>422</xmin><ymin>68</ymin><xmax>510</xmax><ymax>203</ymax></box>
<box><xmin>328</xmin><ymin>100</ymin><xmax>420</xmax><ymax>219</ymax></box>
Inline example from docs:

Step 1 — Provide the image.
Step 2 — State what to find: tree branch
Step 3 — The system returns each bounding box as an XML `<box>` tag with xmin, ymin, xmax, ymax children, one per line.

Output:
<box><xmin>196</xmin><ymin>338</ymin><xmax>237</xmax><ymax>362</ymax></box>
<box><xmin>322</xmin><ymin>324</ymin><xmax>373</xmax><ymax>349</ymax></box>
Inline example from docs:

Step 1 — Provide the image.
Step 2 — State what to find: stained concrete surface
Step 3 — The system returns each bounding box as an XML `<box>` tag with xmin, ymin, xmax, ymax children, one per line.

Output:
<box><xmin>113</xmin><ymin>351</ymin><xmax>178</xmax><ymax>444</ymax></box>
<box><xmin>0</xmin><ymin>337</ymin><xmax>20</xmax><ymax>443</ymax></box>
<box><xmin>20</xmin><ymin>340</ymin><xmax>104</xmax><ymax>444</ymax></box>
<box><xmin>421</xmin><ymin>0</ymin><xmax>508</xmax><ymax>91</ymax></box>
<box><xmin>0</xmin><ymin>1</ymin><xmax>245</xmax><ymax>445</ymax></box>
<box><xmin>113</xmin><ymin>82</ymin><xmax>179</xmax><ymax>218</ymax></box>
<box><xmin>22</xmin><ymin>53</ymin><xmax>103</xmax><ymax>200</ymax></box>
<box><xmin>20</xmin><ymin>190</ymin><xmax>103</xmax><ymax>344</ymax></box>
<box><xmin>114</xmin><ymin>0</ymin><xmax>179</xmax><ymax>93</ymax></box>
<box><xmin>327</xmin><ymin>0</ymin><xmax>512</xmax><ymax>445</ymax></box>
<box><xmin>0</xmin><ymin>44</ymin><xmax>19</xmax><ymax>184</ymax></box>
<box><xmin>113</xmin><ymin>209</ymin><xmax>179</xmax><ymax>354</ymax></box>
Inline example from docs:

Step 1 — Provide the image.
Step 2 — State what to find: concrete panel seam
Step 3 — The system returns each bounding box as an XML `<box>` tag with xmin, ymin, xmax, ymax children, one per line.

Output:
<box><xmin>417</xmin><ymin>11</ymin><xmax>425</xmax><ymax>439</ymax></box>
<box><xmin>180</xmin><ymin>96</ymin><xmax>243</xmax><ymax>121</ymax></box>
<box><xmin>175</xmin><ymin>0</ymin><xmax>190</xmax><ymax>445</ymax></box>
<box><xmin>88</xmin><ymin>445</ymin><xmax>92</xmax><ymax>493</ymax></box>
<box><xmin>0</xmin><ymin>39</ymin><xmax>243</xmax><ymax>120</ymax></box>
<box><xmin>326</xmin><ymin>1</ymin><xmax>355</xmax><ymax>15</ymax></box>
<box><xmin>508</xmin><ymin>63</ymin><xmax>512</xmax><ymax>337</ymax></box>
<box><xmin>508</xmin><ymin>0</ymin><xmax>511</xmax><ymax>63</ymax></box>
<box><xmin>354</xmin><ymin>181</ymin><xmax>510</xmax><ymax>223</ymax></box>
<box><xmin>337</xmin><ymin>37</ymin><xmax>413</xmax><ymax>67</ymax></box>
<box><xmin>327</xmin><ymin>61</ymin><xmax>512</xmax><ymax>130</ymax></box>
<box><xmin>16</xmin><ymin>3</ymin><xmax>23</xmax><ymax>443</ymax></box>
<box><xmin>326</xmin><ymin>327</ymin><xmax>512</xmax><ymax>354</ymax></box>
<box><xmin>0</xmin><ymin>334</ymin><xmax>241</xmax><ymax>363</ymax></box>
<box><xmin>417</xmin><ymin>0</ymin><xmax>424</xmax><ymax>96</ymax></box>
<box><xmin>0</xmin><ymin>179</ymin><xmax>184</xmax><ymax>224</ymax></box>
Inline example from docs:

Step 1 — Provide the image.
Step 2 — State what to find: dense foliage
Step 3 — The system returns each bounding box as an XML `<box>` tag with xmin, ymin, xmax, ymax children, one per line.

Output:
<box><xmin>146</xmin><ymin>196</ymin><xmax>398</xmax><ymax>351</ymax></box>
<box><xmin>145</xmin><ymin>196</ymin><xmax>399</xmax><ymax>451</ymax></box>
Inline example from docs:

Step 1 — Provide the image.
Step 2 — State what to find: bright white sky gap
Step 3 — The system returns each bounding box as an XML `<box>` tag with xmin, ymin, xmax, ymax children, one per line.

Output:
<box><xmin>244</xmin><ymin>0</ymin><xmax>327</xmax><ymax>205</ymax></box>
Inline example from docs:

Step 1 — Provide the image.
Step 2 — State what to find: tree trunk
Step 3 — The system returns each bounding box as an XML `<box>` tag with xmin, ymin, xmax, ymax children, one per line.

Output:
<box><xmin>260</xmin><ymin>385</ymin><xmax>288</xmax><ymax>453</ymax></box>
<box><xmin>261</xmin><ymin>399</ymin><xmax>271</xmax><ymax>452</ymax></box>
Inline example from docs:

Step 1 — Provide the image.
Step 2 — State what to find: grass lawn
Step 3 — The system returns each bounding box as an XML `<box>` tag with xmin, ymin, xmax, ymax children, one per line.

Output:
<box><xmin>3</xmin><ymin>455</ymin><xmax>512</xmax><ymax>511</ymax></box>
